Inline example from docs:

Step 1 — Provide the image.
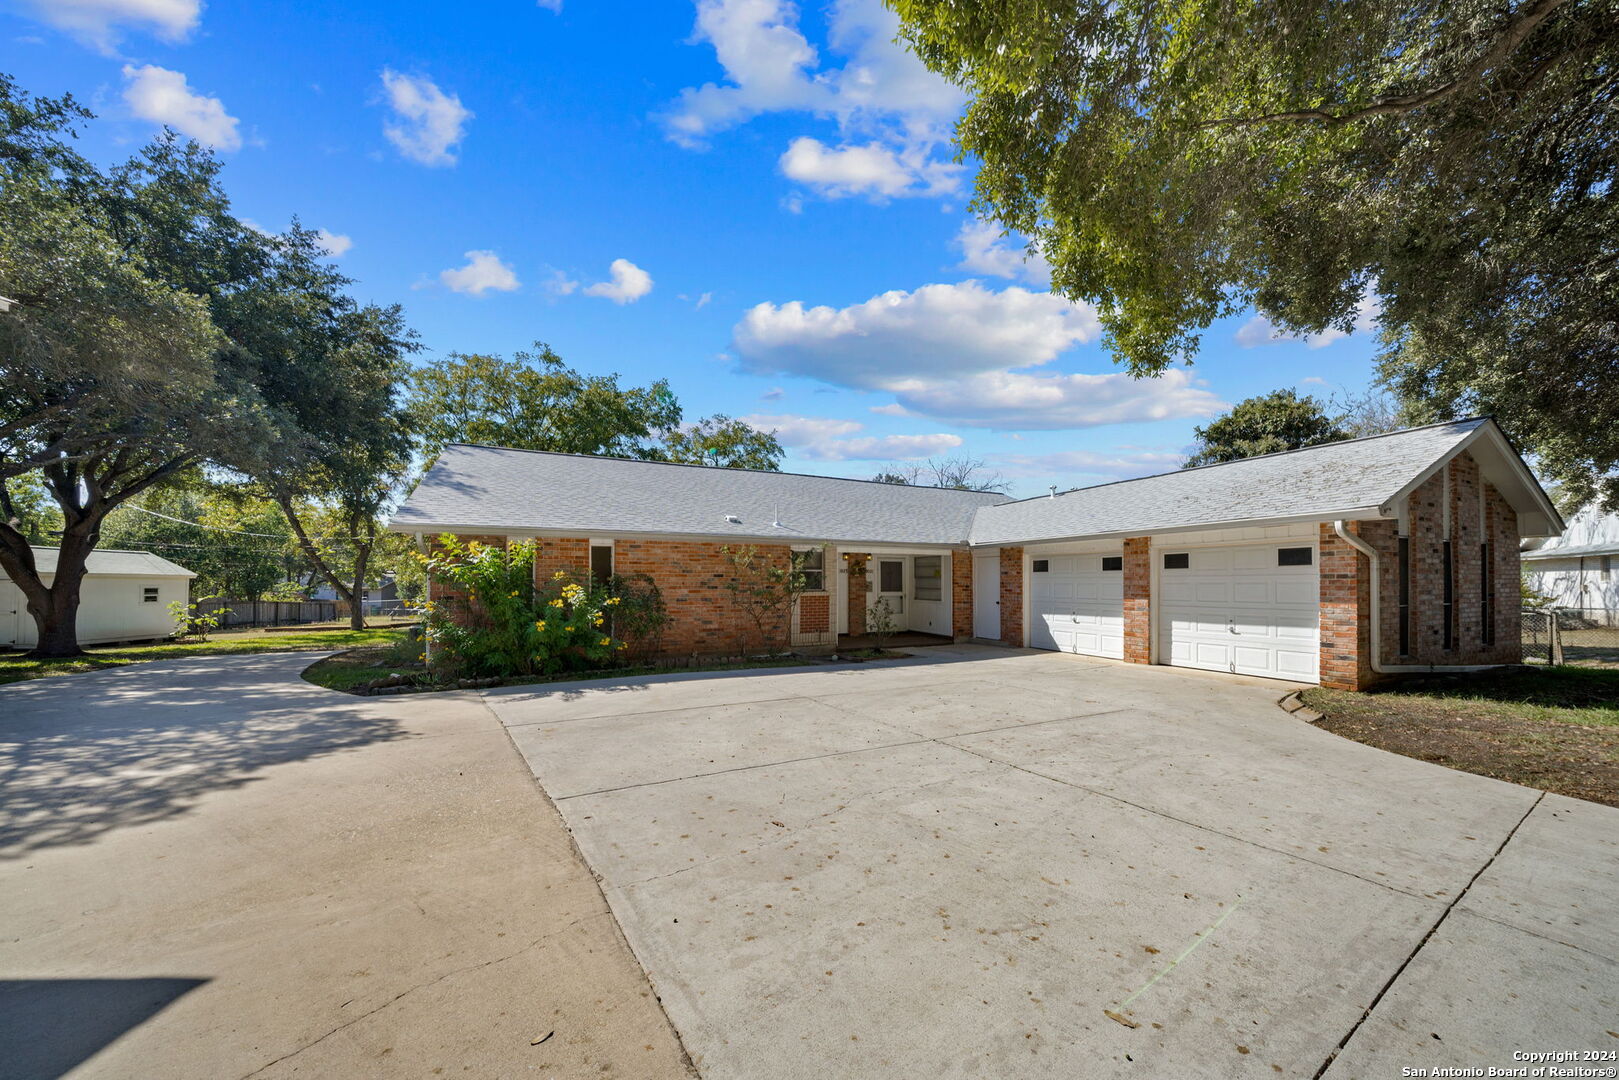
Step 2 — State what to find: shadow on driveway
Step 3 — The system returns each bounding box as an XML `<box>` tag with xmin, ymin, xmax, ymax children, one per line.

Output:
<box><xmin>0</xmin><ymin>654</ymin><xmax>406</xmax><ymax>858</ymax></box>
<box><xmin>0</xmin><ymin>976</ymin><xmax>208</xmax><ymax>1080</ymax></box>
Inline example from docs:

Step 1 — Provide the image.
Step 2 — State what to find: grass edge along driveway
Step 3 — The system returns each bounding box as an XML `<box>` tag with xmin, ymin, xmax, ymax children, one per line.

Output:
<box><xmin>0</xmin><ymin>626</ymin><xmax>407</xmax><ymax>685</ymax></box>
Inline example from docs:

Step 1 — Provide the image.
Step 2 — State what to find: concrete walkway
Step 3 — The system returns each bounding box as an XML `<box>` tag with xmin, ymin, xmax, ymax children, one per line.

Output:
<box><xmin>485</xmin><ymin>645</ymin><xmax>1619</xmax><ymax>1079</ymax></box>
<box><xmin>0</xmin><ymin>653</ymin><xmax>693</xmax><ymax>1080</ymax></box>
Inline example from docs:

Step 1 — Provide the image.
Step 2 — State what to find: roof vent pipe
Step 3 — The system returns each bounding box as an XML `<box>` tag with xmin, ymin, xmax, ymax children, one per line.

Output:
<box><xmin>724</xmin><ymin>514</ymin><xmax>742</xmax><ymax>524</ymax></box>
<box><xmin>1049</xmin><ymin>485</ymin><xmax>1058</xmax><ymax>498</ymax></box>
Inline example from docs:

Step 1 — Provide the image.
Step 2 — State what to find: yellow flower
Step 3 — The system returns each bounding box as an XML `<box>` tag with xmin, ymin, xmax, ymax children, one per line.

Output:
<box><xmin>550</xmin><ymin>599</ymin><xmax>564</xmax><ymax>609</ymax></box>
<box><xmin>535</xmin><ymin>620</ymin><xmax>546</xmax><ymax>631</ymax></box>
<box><xmin>605</xmin><ymin>596</ymin><xmax>622</xmax><ymax>606</ymax></box>
<box><xmin>509</xmin><ymin>590</ymin><xmax>519</xmax><ymax>597</ymax></box>
<box><xmin>552</xmin><ymin>570</ymin><xmax>568</xmax><ymax>580</ymax></box>
<box><xmin>599</xmin><ymin>637</ymin><xmax>611</xmax><ymax>647</ymax></box>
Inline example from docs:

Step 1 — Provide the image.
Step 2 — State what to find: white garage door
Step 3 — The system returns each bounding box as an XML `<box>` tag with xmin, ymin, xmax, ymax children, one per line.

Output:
<box><xmin>1030</xmin><ymin>553</ymin><xmax>1125</xmax><ymax>659</ymax></box>
<box><xmin>1158</xmin><ymin>544</ymin><xmax>1319</xmax><ymax>682</ymax></box>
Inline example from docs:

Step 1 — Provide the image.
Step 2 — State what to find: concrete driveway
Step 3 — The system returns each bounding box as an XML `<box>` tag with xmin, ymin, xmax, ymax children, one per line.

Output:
<box><xmin>0</xmin><ymin>653</ymin><xmax>692</xmax><ymax>1080</ymax></box>
<box><xmin>485</xmin><ymin>645</ymin><xmax>1619</xmax><ymax>1079</ymax></box>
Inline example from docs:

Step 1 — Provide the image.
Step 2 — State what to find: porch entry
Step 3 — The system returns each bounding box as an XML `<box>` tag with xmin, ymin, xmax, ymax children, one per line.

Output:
<box><xmin>837</xmin><ymin>552</ymin><xmax>953</xmax><ymax>638</ymax></box>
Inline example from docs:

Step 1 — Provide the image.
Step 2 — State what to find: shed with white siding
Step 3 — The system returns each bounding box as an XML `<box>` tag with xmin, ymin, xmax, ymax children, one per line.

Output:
<box><xmin>1</xmin><ymin>547</ymin><xmax>194</xmax><ymax>648</ymax></box>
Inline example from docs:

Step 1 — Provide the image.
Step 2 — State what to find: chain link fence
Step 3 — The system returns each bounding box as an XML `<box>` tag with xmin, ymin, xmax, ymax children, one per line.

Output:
<box><xmin>1521</xmin><ymin>607</ymin><xmax>1619</xmax><ymax>667</ymax></box>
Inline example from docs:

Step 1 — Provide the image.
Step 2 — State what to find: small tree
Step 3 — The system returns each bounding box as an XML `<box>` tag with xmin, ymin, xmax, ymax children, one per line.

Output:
<box><xmin>607</xmin><ymin>572</ymin><xmax>671</xmax><ymax>662</ymax></box>
<box><xmin>865</xmin><ymin>597</ymin><xmax>899</xmax><ymax>653</ymax></box>
<box><xmin>721</xmin><ymin>545</ymin><xmax>810</xmax><ymax>658</ymax></box>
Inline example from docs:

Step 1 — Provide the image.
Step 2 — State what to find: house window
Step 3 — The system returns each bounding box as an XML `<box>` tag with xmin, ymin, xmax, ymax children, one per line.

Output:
<box><xmin>1032</xmin><ymin>559</ymin><xmax>1050</xmax><ymax>573</ymax></box>
<box><xmin>1277</xmin><ymin>547</ymin><xmax>1313</xmax><ymax>566</ymax></box>
<box><xmin>1163</xmin><ymin>553</ymin><xmax>1190</xmax><ymax>570</ymax></box>
<box><xmin>142</xmin><ymin>587</ymin><xmax>160</xmax><ymax>603</ymax></box>
<box><xmin>1101</xmin><ymin>556</ymin><xmax>1123</xmax><ymax>572</ymax></box>
<box><xmin>1481</xmin><ymin>542</ymin><xmax>1495</xmax><ymax>646</ymax></box>
<box><xmin>590</xmin><ymin>544</ymin><xmax>613</xmax><ymax>583</ymax></box>
<box><xmin>913</xmin><ymin>556</ymin><xmax>942</xmax><ymax>601</ymax></box>
<box><xmin>795</xmin><ymin>548</ymin><xmax>826</xmax><ymax>592</ymax></box>
<box><xmin>1603</xmin><ymin>554</ymin><xmax>1613</xmax><ymax>581</ymax></box>
<box><xmin>1441</xmin><ymin>540</ymin><xmax>1455</xmax><ymax>651</ymax></box>
<box><xmin>1398</xmin><ymin>537</ymin><xmax>1412</xmax><ymax>655</ymax></box>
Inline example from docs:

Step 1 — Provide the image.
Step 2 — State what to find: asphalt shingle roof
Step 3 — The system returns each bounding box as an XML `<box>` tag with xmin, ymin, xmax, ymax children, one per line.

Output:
<box><xmin>968</xmin><ymin>419</ymin><xmax>1488</xmax><ymax>546</ymax></box>
<box><xmin>391</xmin><ymin>445</ymin><xmax>1011</xmax><ymax>545</ymax></box>
<box><xmin>28</xmin><ymin>546</ymin><xmax>196</xmax><ymax>577</ymax></box>
<box><xmin>392</xmin><ymin>421</ymin><xmax>1498</xmax><ymax>548</ymax></box>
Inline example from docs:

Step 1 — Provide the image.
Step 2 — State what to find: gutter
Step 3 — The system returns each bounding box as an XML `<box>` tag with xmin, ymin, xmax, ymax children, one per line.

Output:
<box><xmin>1331</xmin><ymin>520</ymin><xmax>1502</xmax><ymax>676</ymax></box>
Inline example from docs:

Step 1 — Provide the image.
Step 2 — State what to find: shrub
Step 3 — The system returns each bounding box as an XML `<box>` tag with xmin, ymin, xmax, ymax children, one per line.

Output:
<box><xmin>419</xmin><ymin>537</ymin><xmax>625</xmax><ymax>678</ymax></box>
<box><xmin>606</xmin><ymin>572</ymin><xmax>671</xmax><ymax>661</ymax></box>
<box><xmin>169</xmin><ymin>596</ymin><xmax>229</xmax><ymax>643</ymax></box>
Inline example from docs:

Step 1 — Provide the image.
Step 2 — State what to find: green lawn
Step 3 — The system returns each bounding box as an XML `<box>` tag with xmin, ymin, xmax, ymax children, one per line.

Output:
<box><xmin>0</xmin><ymin>626</ymin><xmax>408</xmax><ymax>685</ymax></box>
<box><xmin>1301</xmin><ymin>666</ymin><xmax>1619</xmax><ymax>807</ymax></box>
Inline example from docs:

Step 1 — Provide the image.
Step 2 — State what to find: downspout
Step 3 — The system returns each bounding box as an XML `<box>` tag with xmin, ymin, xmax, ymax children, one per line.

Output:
<box><xmin>1331</xmin><ymin>520</ymin><xmax>1502</xmax><ymax>675</ymax></box>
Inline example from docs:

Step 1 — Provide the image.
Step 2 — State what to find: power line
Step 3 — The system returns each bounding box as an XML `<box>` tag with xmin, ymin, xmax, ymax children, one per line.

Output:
<box><xmin>122</xmin><ymin>504</ymin><xmax>383</xmax><ymax>544</ymax></box>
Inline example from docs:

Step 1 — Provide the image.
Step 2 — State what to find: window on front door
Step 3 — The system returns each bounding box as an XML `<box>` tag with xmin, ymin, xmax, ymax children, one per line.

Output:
<box><xmin>878</xmin><ymin>560</ymin><xmax>903</xmax><ymax>593</ymax></box>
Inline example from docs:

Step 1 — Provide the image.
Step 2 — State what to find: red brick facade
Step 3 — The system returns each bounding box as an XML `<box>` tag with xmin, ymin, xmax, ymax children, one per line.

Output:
<box><xmin>951</xmin><ymin>549</ymin><xmax>974</xmax><ymax>641</ymax></box>
<box><xmin>999</xmin><ymin>546</ymin><xmax>1023</xmax><ymax>646</ymax></box>
<box><xmin>798</xmin><ymin>593</ymin><xmax>830</xmax><ymax>634</ymax></box>
<box><xmin>614</xmin><ymin>538</ymin><xmax>794</xmax><ymax>657</ymax></box>
<box><xmin>1318</xmin><ymin>453</ymin><xmax>1522</xmax><ymax>689</ymax></box>
<box><xmin>844</xmin><ymin>553</ymin><xmax>869</xmax><ymax>636</ymax></box>
<box><xmin>533</xmin><ymin>537</ymin><xmax>589</xmax><ymax>582</ymax></box>
<box><xmin>1122</xmin><ymin>537</ymin><xmax>1152</xmax><ymax>664</ymax></box>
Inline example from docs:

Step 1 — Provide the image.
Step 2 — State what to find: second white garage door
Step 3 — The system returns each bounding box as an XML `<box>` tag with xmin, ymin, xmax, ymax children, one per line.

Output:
<box><xmin>1157</xmin><ymin>543</ymin><xmax>1320</xmax><ymax>682</ymax></box>
<box><xmin>1030</xmin><ymin>553</ymin><xmax>1125</xmax><ymax>658</ymax></box>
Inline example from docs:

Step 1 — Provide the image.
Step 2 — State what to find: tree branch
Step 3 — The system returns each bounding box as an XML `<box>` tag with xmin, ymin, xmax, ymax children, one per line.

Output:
<box><xmin>1204</xmin><ymin>0</ymin><xmax>1571</xmax><ymax>128</ymax></box>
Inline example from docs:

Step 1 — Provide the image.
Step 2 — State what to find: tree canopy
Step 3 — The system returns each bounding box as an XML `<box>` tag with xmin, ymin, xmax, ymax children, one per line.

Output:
<box><xmin>892</xmin><ymin>0</ymin><xmax>1619</xmax><ymax>507</ymax></box>
<box><xmin>1183</xmin><ymin>390</ymin><xmax>1350</xmax><ymax>467</ymax></box>
<box><xmin>407</xmin><ymin>346</ymin><xmax>783</xmax><ymax>470</ymax></box>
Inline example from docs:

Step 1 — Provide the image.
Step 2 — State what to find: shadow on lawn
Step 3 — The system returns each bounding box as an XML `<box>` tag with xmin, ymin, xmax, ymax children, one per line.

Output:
<box><xmin>0</xmin><ymin>655</ymin><xmax>407</xmax><ymax>857</ymax></box>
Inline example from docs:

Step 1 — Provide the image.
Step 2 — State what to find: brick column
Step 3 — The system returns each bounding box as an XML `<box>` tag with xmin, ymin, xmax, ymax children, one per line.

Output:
<box><xmin>844</xmin><ymin>553</ymin><xmax>869</xmax><ymax>636</ymax></box>
<box><xmin>1318</xmin><ymin>522</ymin><xmax>1373</xmax><ymax>690</ymax></box>
<box><xmin>1122</xmin><ymin>537</ymin><xmax>1152</xmax><ymax>664</ymax></box>
<box><xmin>999</xmin><ymin>546</ymin><xmax>1023</xmax><ymax>646</ymax></box>
<box><xmin>950</xmin><ymin>549</ymin><xmax>973</xmax><ymax>641</ymax></box>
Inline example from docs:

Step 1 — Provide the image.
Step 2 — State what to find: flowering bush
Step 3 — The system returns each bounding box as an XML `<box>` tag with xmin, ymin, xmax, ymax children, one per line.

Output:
<box><xmin>417</xmin><ymin>536</ymin><xmax>625</xmax><ymax>678</ymax></box>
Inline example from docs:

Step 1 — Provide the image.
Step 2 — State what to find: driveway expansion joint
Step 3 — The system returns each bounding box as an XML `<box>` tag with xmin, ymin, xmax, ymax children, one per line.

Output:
<box><xmin>1312</xmin><ymin>790</ymin><xmax>1547</xmax><ymax>1079</ymax></box>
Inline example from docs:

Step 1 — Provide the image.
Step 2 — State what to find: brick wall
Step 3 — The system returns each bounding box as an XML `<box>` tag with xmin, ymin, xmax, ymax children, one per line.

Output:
<box><xmin>1316</xmin><ymin>451</ymin><xmax>1522</xmax><ymax>688</ymax></box>
<box><xmin>533</xmin><ymin>537</ymin><xmax>590</xmax><ymax>582</ymax></box>
<box><xmin>999</xmin><ymin>546</ymin><xmax>1023</xmax><ymax>646</ymax></box>
<box><xmin>1122</xmin><ymin>537</ymin><xmax>1152</xmax><ymax>664</ymax></box>
<box><xmin>614</xmin><ymin>539</ymin><xmax>794</xmax><ymax>657</ymax></box>
<box><xmin>951</xmin><ymin>549</ymin><xmax>974</xmax><ymax>641</ymax></box>
<box><xmin>799</xmin><ymin>593</ymin><xmax>830</xmax><ymax>634</ymax></box>
<box><xmin>845</xmin><ymin>553</ymin><xmax>869</xmax><ymax>636</ymax></box>
<box><xmin>1319</xmin><ymin>522</ymin><xmax>1373</xmax><ymax>690</ymax></box>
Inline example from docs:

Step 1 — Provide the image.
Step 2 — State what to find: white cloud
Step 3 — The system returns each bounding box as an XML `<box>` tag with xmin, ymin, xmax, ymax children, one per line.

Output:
<box><xmin>733</xmin><ymin>280</ymin><xmax>1225</xmax><ymax>430</ymax></box>
<box><xmin>439</xmin><ymin>250</ymin><xmax>519</xmax><ymax>295</ymax></box>
<box><xmin>666</xmin><ymin>0</ymin><xmax>965</xmax><ymax>203</ymax></box>
<box><xmin>741</xmin><ymin>412</ymin><xmax>960</xmax><ymax>461</ymax></box>
<box><xmin>584</xmin><ymin>258</ymin><xmax>654</xmax><ymax>304</ymax></box>
<box><xmin>25</xmin><ymin>0</ymin><xmax>199</xmax><ymax>52</ymax></box>
<box><xmin>955</xmin><ymin>220</ymin><xmax>1050</xmax><ymax>286</ymax></box>
<box><xmin>1235</xmin><ymin>293</ymin><xmax>1382</xmax><ymax>350</ymax></box>
<box><xmin>121</xmin><ymin>65</ymin><xmax>241</xmax><ymax>150</ymax></box>
<box><xmin>695</xmin><ymin>291</ymin><xmax>713</xmax><ymax>309</ymax></box>
<box><xmin>314</xmin><ymin>229</ymin><xmax>353</xmax><ymax>257</ymax></box>
<box><xmin>735</xmin><ymin>281</ymin><xmax>1100</xmax><ymax>386</ymax></box>
<box><xmin>543</xmin><ymin>269</ymin><xmax>579</xmax><ymax>296</ymax></box>
<box><xmin>884</xmin><ymin>368</ymin><xmax>1225</xmax><ymax>431</ymax></box>
<box><xmin>536</xmin><ymin>0</ymin><xmax>563</xmax><ymax>10</ymax></box>
<box><xmin>994</xmin><ymin>447</ymin><xmax>1188</xmax><ymax>485</ymax></box>
<box><xmin>381</xmin><ymin>70</ymin><xmax>471</xmax><ymax>167</ymax></box>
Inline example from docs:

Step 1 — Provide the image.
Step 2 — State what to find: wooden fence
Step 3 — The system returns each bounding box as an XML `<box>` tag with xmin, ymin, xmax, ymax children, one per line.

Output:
<box><xmin>215</xmin><ymin>599</ymin><xmax>339</xmax><ymax>628</ymax></box>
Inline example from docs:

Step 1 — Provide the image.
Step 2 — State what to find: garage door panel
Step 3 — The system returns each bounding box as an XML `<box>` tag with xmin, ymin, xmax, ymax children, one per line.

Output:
<box><xmin>1159</xmin><ymin>543</ymin><xmax>1319</xmax><ymax>683</ymax></box>
<box><xmin>1030</xmin><ymin>555</ymin><xmax>1125</xmax><ymax>660</ymax></box>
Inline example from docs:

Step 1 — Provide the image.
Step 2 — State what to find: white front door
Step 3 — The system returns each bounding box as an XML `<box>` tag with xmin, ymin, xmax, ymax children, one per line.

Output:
<box><xmin>1158</xmin><ymin>543</ymin><xmax>1320</xmax><ymax>682</ymax></box>
<box><xmin>872</xmin><ymin>558</ymin><xmax>905</xmax><ymax>630</ymax></box>
<box><xmin>1030</xmin><ymin>553</ymin><xmax>1125</xmax><ymax>658</ymax></box>
<box><xmin>973</xmin><ymin>554</ymin><xmax>1001</xmax><ymax>639</ymax></box>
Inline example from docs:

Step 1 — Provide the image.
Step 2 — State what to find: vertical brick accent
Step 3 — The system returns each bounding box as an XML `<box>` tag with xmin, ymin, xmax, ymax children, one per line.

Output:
<box><xmin>1122</xmin><ymin>537</ymin><xmax>1152</xmax><ymax>664</ymax></box>
<box><xmin>951</xmin><ymin>548</ymin><xmax>973</xmax><ymax>641</ymax></box>
<box><xmin>999</xmin><ymin>546</ymin><xmax>1023</xmax><ymax>646</ymax></box>
<box><xmin>1318</xmin><ymin>522</ymin><xmax>1373</xmax><ymax>690</ymax></box>
<box><xmin>845</xmin><ymin>553</ymin><xmax>869</xmax><ymax>636</ymax></box>
<box><xmin>798</xmin><ymin>593</ymin><xmax>830</xmax><ymax>634</ymax></box>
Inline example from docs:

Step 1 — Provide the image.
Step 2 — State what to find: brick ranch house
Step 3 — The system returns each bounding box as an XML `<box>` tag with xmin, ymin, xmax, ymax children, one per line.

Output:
<box><xmin>391</xmin><ymin>417</ymin><xmax>1562</xmax><ymax>691</ymax></box>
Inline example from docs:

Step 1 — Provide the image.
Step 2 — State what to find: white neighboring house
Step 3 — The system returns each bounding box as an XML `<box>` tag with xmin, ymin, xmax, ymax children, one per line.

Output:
<box><xmin>0</xmin><ymin>546</ymin><xmax>195</xmax><ymax>648</ymax></box>
<box><xmin>1521</xmin><ymin>505</ymin><xmax>1619</xmax><ymax>611</ymax></box>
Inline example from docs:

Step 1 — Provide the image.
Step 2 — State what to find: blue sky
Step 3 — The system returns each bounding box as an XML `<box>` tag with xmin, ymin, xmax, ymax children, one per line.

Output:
<box><xmin>5</xmin><ymin>0</ymin><xmax>1384</xmax><ymax>497</ymax></box>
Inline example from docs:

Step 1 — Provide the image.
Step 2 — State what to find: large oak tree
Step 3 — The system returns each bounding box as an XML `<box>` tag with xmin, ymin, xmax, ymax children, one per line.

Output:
<box><xmin>893</xmin><ymin>0</ymin><xmax>1618</xmax><ymax>506</ymax></box>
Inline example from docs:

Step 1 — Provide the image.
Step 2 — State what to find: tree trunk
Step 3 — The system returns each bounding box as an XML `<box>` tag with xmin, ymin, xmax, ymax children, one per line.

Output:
<box><xmin>348</xmin><ymin>547</ymin><xmax>369</xmax><ymax>631</ymax></box>
<box><xmin>275</xmin><ymin>493</ymin><xmax>365</xmax><ymax>629</ymax></box>
<box><xmin>19</xmin><ymin>525</ymin><xmax>97</xmax><ymax>658</ymax></box>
